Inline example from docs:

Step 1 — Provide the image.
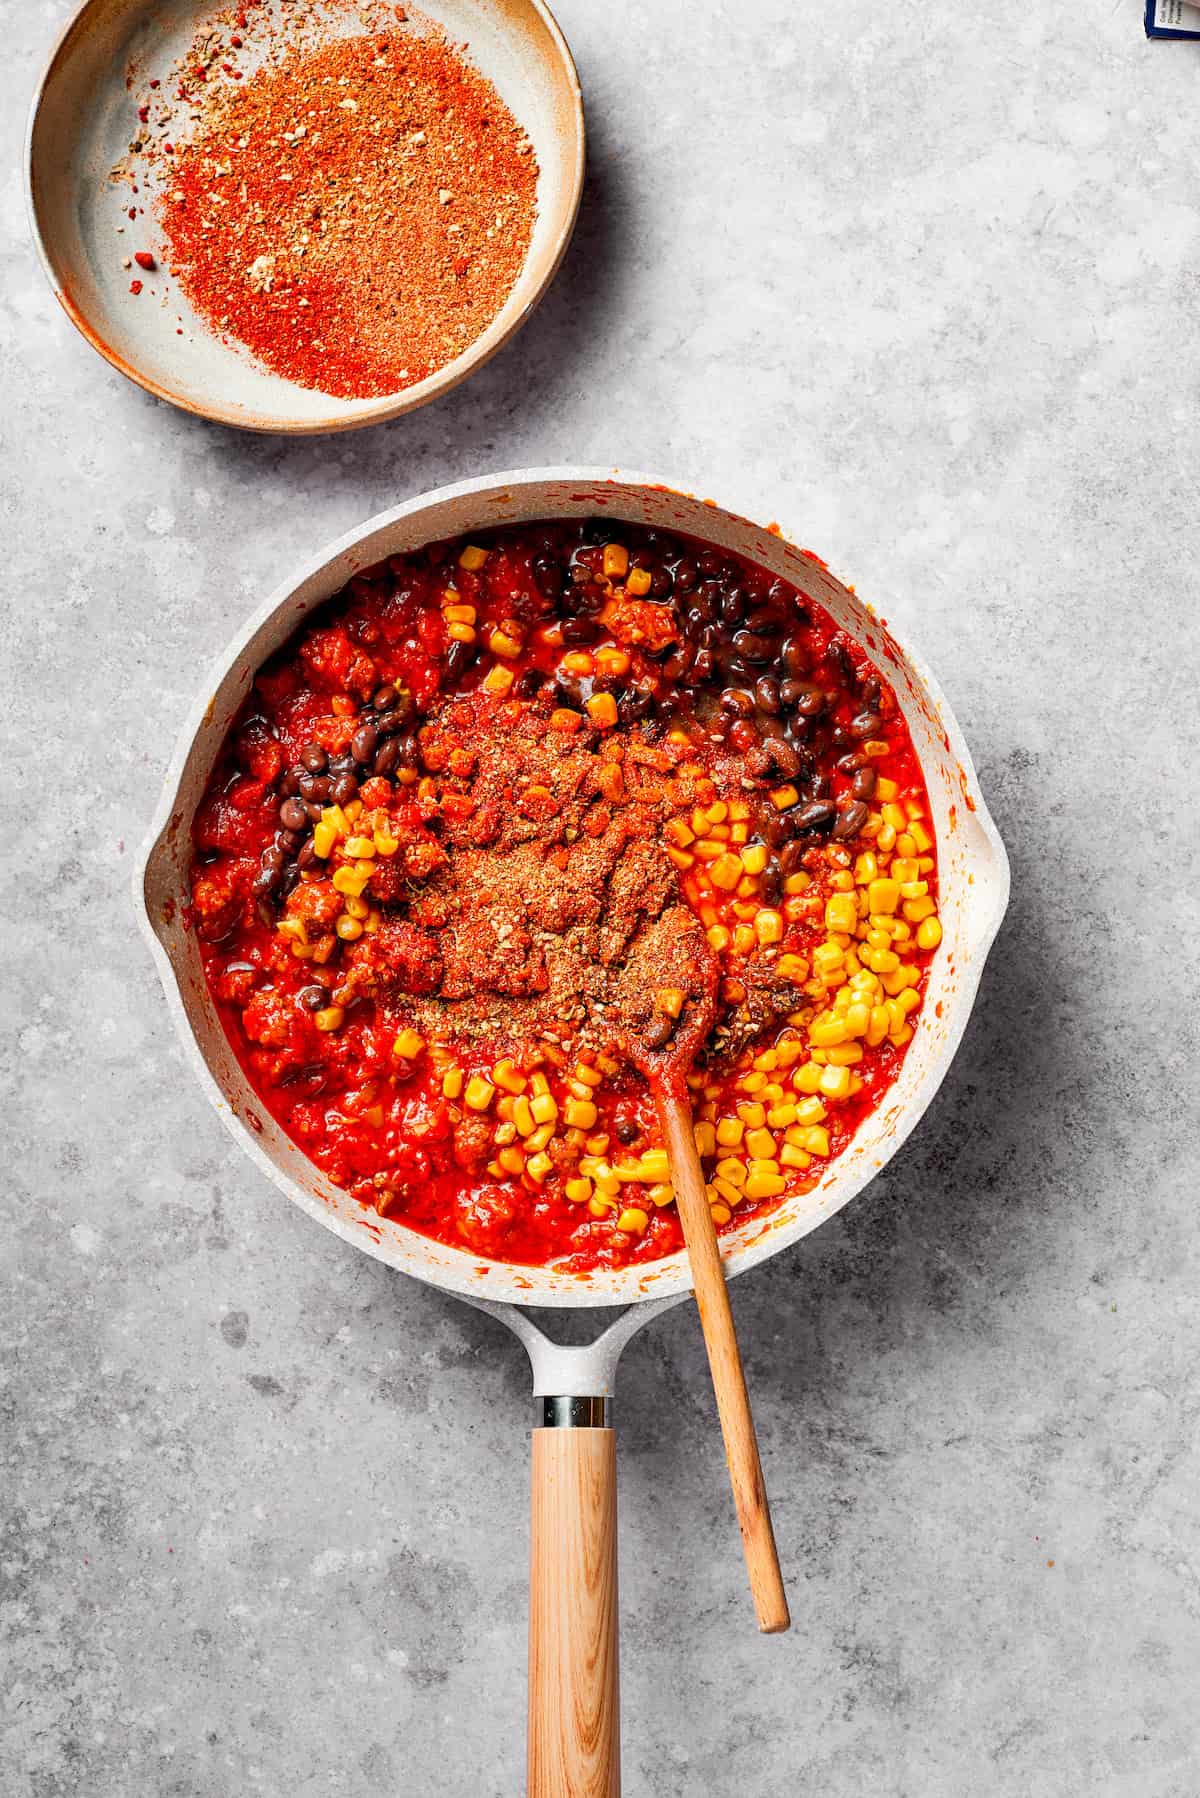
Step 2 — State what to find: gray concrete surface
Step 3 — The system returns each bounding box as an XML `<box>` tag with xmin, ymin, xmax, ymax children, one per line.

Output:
<box><xmin>4</xmin><ymin>1</ymin><xmax>1200</xmax><ymax>1792</ymax></box>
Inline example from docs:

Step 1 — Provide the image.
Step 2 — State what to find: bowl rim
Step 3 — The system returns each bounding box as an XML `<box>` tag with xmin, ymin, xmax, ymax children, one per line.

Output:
<box><xmin>24</xmin><ymin>0</ymin><xmax>585</xmax><ymax>436</ymax></box>
<box><xmin>135</xmin><ymin>465</ymin><xmax>1012</xmax><ymax>1306</ymax></box>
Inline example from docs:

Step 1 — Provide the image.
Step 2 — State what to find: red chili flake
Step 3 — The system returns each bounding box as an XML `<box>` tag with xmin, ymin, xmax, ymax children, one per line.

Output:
<box><xmin>129</xmin><ymin>279</ymin><xmax>143</xmax><ymax>295</ymax></box>
<box><xmin>230</xmin><ymin>34</ymin><xmax>243</xmax><ymax>45</ymax></box>
<box><xmin>128</xmin><ymin>206</ymin><xmax>137</xmax><ymax>220</ymax></box>
<box><xmin>149</xmin><ymin>78</ymin><xmax>160</xmax><ymax>89</ymax></box>
<box><xmin>138</xmin><ymin>105</ymin><xmax>150</xmax><ymax>123</ymax></box>
<box><xmin>134</xmin><ymin>251</ymin><xmax>156</xmax><ymax>271</ymax></box>
<box><xmin>157</xmin><ymin>25</ymin><xmax>538</xmax><ymax>400</ymax></box>
<box><xmin>164</xmin><ymin>142</ymin><xmax>174</xmax><ymax>154</ymax></box>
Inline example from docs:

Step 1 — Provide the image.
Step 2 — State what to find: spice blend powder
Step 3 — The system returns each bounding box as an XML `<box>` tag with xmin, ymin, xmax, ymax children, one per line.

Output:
<box><xmin>155</xmin><ymin>24</ymin><xmax>539</xmax><ymax>398</ymax></box>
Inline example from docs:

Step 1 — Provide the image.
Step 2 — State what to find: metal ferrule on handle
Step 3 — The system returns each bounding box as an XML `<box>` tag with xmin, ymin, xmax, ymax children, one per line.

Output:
<box><xmin>536</xmin><ymin>1395</ymin><xmax>612</xmax><ymax>1428</ymax></box>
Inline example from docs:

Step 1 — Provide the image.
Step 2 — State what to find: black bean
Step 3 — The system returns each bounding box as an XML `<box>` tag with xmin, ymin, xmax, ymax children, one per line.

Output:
<box><xmin>641</xmin><ymin>1014</ymin><xmax>675</xmax><ymax>1050</ymax></box>
<box><xmin>397</xmin><ymin>732</ymin><xmax>421</xmax><ymax>770</ymax></box>
<box><xmin>332</xmin><ymin>773</ymin><xmax>359</xmax><ymax>806</ymax></box>
<box><xmin>779</xmin><ymin>678</ymin><xmax>807</xmax><ymax>709</ymax></box>
<box><xmin>351</xmin><ymin>724</ymin><xmax>378</xmax><ymax>765</ymax></box>
<box><xmin>794</xmin><ymin>798</ymin><xmax>836</xmax><ymax>831</ymax></box>
<box><xmin>560</xmin><ymin>616</ymin><xmax>601</xmax><ymax>645</ymax></box>
<box><xmin>533</xmin><ymin>556</ymin><xmax>565</xmax><ymax>598</ymax></box>
<box><xmin>297</xmin><ymin>985</ymin><xmax>326</xmax><ymax>1012</ymax></box>
<box><xmin>779</xmin><ymin>840</ymin><xmax>807</xmax><ymax>875</ymax></box>
<box><xmin>764</xmin><ymin>737</ymin><xmax>801</xmax><ymax>779</ymax></box>
<box><xmin>760</xmin><ymin>860</ymin><xmax>784</xmax><ymax>905</ymax></box>
<box><xmin>832</xmin><ymin>800</ymin><xmax>871</xmax><ymax>840</ymax></box>
<box><xmin>650</xmin><ymin>569</ymin><xmax>673</xmax><ymax>599</ymax></box>
<box><xmin>514</xmin><ymin>668</ymin><xmax>547</xmax><ymax>699</ymax></box>
<box><xmin>733</xmin><ymin>629</ymin><xmax>775</xmax><ymax>664</ymax></box>
<box><xmin>298</xmin><ymin>772</ymin><xmax>332</xmax><ymax>802</ymax></box>
<box><xmin>261</xmin><ymin>844</ymin><xmax>286</xmax><ymax>873</ymax></box>
<box><xmin>851</xmin><ymin>711</ymin><xmax>882</xmax><ymax>740</ymax></box>
<box><xmin>853</xmin><ymin>767</ymin><xmax>877</xmax><ymax>800</ymax></box>
<box><xmin>373</xmin><ymin>737</ymin><xmax>401</xmax><ymax>776</ymax></box>
<box><xmin>697</xmin><ymin>549</ymin><xmax>722</xmax><ymax>577</ymax></box>
<box><xmin>279</xmin><ymin>797</ymin><xmax>310</xmax><ymax>832</ymax></box>
<box><xmin>279</xmin><ymin>830</ymin><xmax>303</xmax><ymax>853</ymax></box>
<box><xmin>373</xmin><ymin>685</ymin><xmax>399</xmax><ymax>714</ymax></box>
<box><xmin>662</xmin><ymin>647</ymin><xmax>694</xmax><ymax>682</ymax></box>
<box><xmin>279</xmin><ymin>767</ymin><xmax>303</xmax><ymax>798</ymax></box>
<box><xmin>444</xmin><ymin>640</ymin><xmax>477</xmax><ymax>683</ymax></box>
<box><xmin>720</xmin><ymin>688</ymin><xmax>756</xmax><ymax>717</ymax></box>
<box><xmin>255</xmin><ymin>898</ymin><xmax>276</xmax><ymax>927</ymax></box>
<box><xmin>301</xmin><ymin>744</ymin><xmax>328</xmax><ymax>774</ymax></box>
<box><xmin>792</xmin><ymin>683</ymin><xmax>825</xmax><ymax>717</ymax></box>
<box><xmin>692</xmin><ymin>648</ymin><xmax>715</xmax><ymax>683</ymax></box>
<box><xmin>329</xmin><ymin>753</ymin><xmax>356</xmax><ymax>779</ymax></box>
<box><xmin>837</xmin><ymin>751</ymin><xmax>868</xmax><ymax>773</ymax></box>
<box><xmin>719</xmin><ymin>591</ymin><xmax>743</xmax><ymax>626</ymax></box>
<box><xmin>614</xmin><ymin>1116</ymin><xmax>640</xmax><ymax>1145</ymax></box>
<box><xmin>617</xmin><ymin>688</ymin><xmax>654</xmax><ymax>726</ymax></box>
<box><xmin>780</xmin><ymin>637</ymin><xmax>809</xmax><ymax>677</ymax></box>
<box><xmin>673</xmin><ymin>559</ymin><xmax>698</xmax><ymax>593</ymax></box>
<box><xmin>297</xmin><ymin>840</ymin><xmax>317</xmax><ymax>871</ymax></box>
<box><xmin>754</xmin><ymin>676</ymin><xmax>781</xmax><ymax>715</ymax></box>
<box><xmin>304</xmin><ymin>801</ymin><xmax>323</xmax><ymax>823</ymax></box>
<box><xmin>764</xmin><ymin>812</ymin><xmax>796</xmax><ymax>847</ymax></box>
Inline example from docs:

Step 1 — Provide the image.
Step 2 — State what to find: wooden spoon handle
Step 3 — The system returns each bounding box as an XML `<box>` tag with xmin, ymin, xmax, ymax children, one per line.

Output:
<box><xmin>656</xmin><ymin>1079</ymin><xmax>791</xmax><ymax>1634</ymax></box>
<box><xmin>528</xmin><ymin>1424</ymin><xmax>621</xmax><ymax>1797</ymax></box>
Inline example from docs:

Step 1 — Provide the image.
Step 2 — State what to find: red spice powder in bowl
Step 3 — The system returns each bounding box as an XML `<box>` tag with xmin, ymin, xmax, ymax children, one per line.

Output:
<box><xmin>26</xmin><ymin>0</ymin><xmax>584</xmax><ymax>431</ymax></box>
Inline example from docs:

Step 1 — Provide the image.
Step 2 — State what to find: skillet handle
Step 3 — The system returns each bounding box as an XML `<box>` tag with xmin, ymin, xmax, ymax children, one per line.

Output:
<box><xmin>528</xmin><ymin>1400</ymin><xmax>620</xmax><ymax>1798</ymax></box>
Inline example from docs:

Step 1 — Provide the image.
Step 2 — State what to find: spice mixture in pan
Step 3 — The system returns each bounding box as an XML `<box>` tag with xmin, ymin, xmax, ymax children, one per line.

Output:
<box><xmin>190</xmin><ymin>522</ymin><xmax>942</xmax><ymax>1270</ymax></box>
<box><xmin>117</xmin><ymin>5</ymin><xmax>538</xmax><ymax>398</ymax></box>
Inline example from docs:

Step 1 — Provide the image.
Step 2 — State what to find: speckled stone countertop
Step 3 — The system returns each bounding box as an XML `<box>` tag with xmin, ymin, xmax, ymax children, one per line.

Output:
<box><xmin>4</xmin><ymin>2</ymin><xmax>1199</xmax><ymax>1793</ymax></box>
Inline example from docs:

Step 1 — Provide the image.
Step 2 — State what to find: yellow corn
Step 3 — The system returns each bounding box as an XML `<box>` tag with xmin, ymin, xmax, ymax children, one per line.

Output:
<box><xmin>709</xmin><ymin>853</ymin><xmax>743</xmax><ymax>891</ymax></box>
<box><xmin>313</xmin><ymin>821</ymin><xmax>337</xmax><ymax>858</ymax></box>
<box><xmin>602</xmin><ymin>543</ymin><xmax>629</xmax><ymax>578</ymax></box>
<box><xmin>745</xmin><ymin>1127</ymin><xmax>776</xmax><ymax>1160</ymax></box>
<box><xmin>458</xmin><ymin>544</ymin><xmax>488</xmax><ymax>571</ymax></box>
<box><xmin>564</xmin><ymin>1099</ymin><xmax>598</xmax><ymax>1130</ymax></box>
<box><xmin>625</xmin><ymin>566</ymin><xmax>652</xmax><ymax>596</ymax></box>
<box><xmin>491</xmin><ymin>1058</ymin><xmax>526</xmax><ymax>1094</ymax></box>
<box><xmin>587</xmin><ymin>692</ymin><xmax>619</xmax><ymax>729</ymax></box>
<box><xmin>565</xmin><ymin>1177</ymin><xmax>593</xmax><ymax>1203</ymax></box>
<box><xmin>332</xmin><ymin>866</ymin><xmax>369</xmax><ymax>898</ymax></box>
<box><xmin>744</xmin><ymin>1170</ymin><xmax>786</xmax><ymax>1200</ymax></box>
<box><xmin>617</xmin><ymin>1207</ymin><xmax>648</xmax><ymax>1235</ymax></box>
<box><xmin>442</xmin><ymin>1067</ymin><xmax>464</xmax><ymax>1099</ymax></box>
<box><xmin>314</xmin><ymin>1006</ymin><xmax>344</xmax><ymax>1032</ymax></box>
<box><xmin>916</xmin><ymin>916</ymin><xmax>942</xmax><ymax>951</ymax></box>
<box><xmin>525</xmin><ymin>1123</ymin><xmax>555</xmax><ymax>1154</ymax></box>
<box><xmin>770</xmin><ymin>785</ymin><xmax>800</xmax><ymax>811</ymax></box>
<box><xmin>483</xmin><ymin>664</ymin><xmax>514</xmax><ymax>695</ymax></box>
<box><xmin>825</xmin><ymin>894</ymin><xmax>858</xmax><ymax>935</ymax></box>
<box><xmin>464</xmin><ymin>1076</ymin><xmax>495</xmax><ymax>1112</ymax></box>
<box><xmin>818</xmin><ymin>1064</ymin><xmax>851</xmax><ymax>1099</ymax></box>
<box><xmin>526</xmin><ymin>1151</ymin><xmax>553</xmax><ymax>1184</ymax></box>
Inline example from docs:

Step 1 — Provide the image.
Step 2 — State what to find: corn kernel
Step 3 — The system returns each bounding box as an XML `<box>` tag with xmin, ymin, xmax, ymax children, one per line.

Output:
<box><xmin>655</xmin><ymin>987</ymin><xmax>685</xmax><ymax>1020</ymax></box>
<box><xmin>745</xmin><ymin>1127</ymin><xmax>776</xmax><ymax>1160</ymax></box>
<box><xmin>447</xmin><ymin>621</ymin><xmax>477</xmax><ymax>644</ymax></box>
<box><xmin>587</xmin><ymin>691</ymin><xmax>619</xmax><ymax>729</ymax></box>
<box><xmin>332</xmin><ymin>865</ymin><xmax>370</xmax><ymax>898</ymax></box>
<box><xmin>483</xmin><ymin>664</ymin><xmax>514</xmax><ymax>695</ymax></box>
<box><xmin>825</xmin><ymin>894</ymin><xmax>858</xmax><ymax>934</ymax></box>
<box><xmin>526</xmin><ymin>1151</ymin><xmax>553</xmax><ymax>1184</ymax></box>
<box><xmin>512</xmin><ymin>1096</ymin><xmax>535</xmax><ymax>1137</ymax></box>
<box><xmin>617</xmin><ymin>1206</ymin><xmax>648</xmax><ymax>1235</ymax></box>
<box><xmin>648</xmin><ymin>1182</ymin><xmax>675</xmax><ymax>1208</ymax></box>
<box><xmin>464</xmin><ymin>1076</ymin><xmax>495</xmax><ymax>1112</ymax></box>
<box><xmin>715</xmin><ymin>1116</ymin><xmax>745</xmax><ymax>1147</ymax></box>
<box><xmin>694</xmin><ymin>1121</ymin><xmax>717</xmax><ymax>1158</ymax></box>
<box><xmin>565</xmin><ymin>1177</ymin><xmax>593</xmax><ymax>1203</ymax></box>
<box><xmin>525</xmin><ymin>1123</ymin><xmax>555</xmax><ymax>1154</ymax></box>
<box><xmin>780</xmin><ymin>1143</ymin><xmax>811</xmax><ymax>1170</ymax></box>
<box><xmin>602</xmin><ymin>543</ymin><xmax>629</xmax><ymax>578</ymax></box>
<box><xmin>744</xmin><ymin>1171</ymin><xmax>786</xmax><ymax>1200</ymax></box>
<box><xmin>793</xmin><ymin>1062</ymin><xmax>824</xmax><ymax>1094</ymax></box>
<box><xmin>916</xmin><ymin>915</ymin><xmax>942</xmax><ymax>951</ymax></box>
<box><xmin>458</xmin><ymin>543</ymin><xmax>488</xmax><ymax>571</ymax></box>
<box><xmin>625</xmin><ymin>565</ymin><xmax>652</xmax><ymax>596</ymax></box>
<box><xmin>770</xmin><ymin>784</ymin><xmax>800</xmax><ymax>811</ymax></box>
<box><xmin>818</xmin><ymin>1064</ymin><xmax>851</xmax><ymax>1099</ymax></box>
<box><xmin>530</xmin><ymin>1092</ymin><xmax>558</xmax><ymax>1125</ymax></box>
<box><xmin>314</xmin><ymin>1006</ymin><xmax>344</xmax><ymax>1032</ymax></box>
<box><xmin>494</xmin><ymin>1145</ymin><xmax>524</xmax><ymax>1177</ymax></box>
<box><xmin>594</xmin><ymin>647</ymin><xmax>631</xmax><ymax>677</ymax></box>
<box><xmin>441</xmin><ymin>1067</ymin><xmax>464</xmax><ymax>1099</ymax></box>
<box><xmin>313</xmin><ymin>821</ymin><xmax>337</xmax><ymax>858</ymax></box>
<box><xmin>753</xmin><ymin>908</ymin><xmax>784</xmax><ymax>946</ymax></box>
<box><xmin>564</xmin><ymin>1099</ymin><xmax>598</xmax><ymax>1130</ymax></box>
<box><xmin>709</xmin><ymin>852</ymin><xmax>743</xmax><ymax>891</ymax></box>
<box><xmin>804</xmin><ymin>1126</ymin><xmax>831</xmax><ymax>1157</ymax></box>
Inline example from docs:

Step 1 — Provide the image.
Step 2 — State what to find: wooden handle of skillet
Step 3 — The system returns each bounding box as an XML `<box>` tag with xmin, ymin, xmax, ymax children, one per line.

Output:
<box><xmin>656</xmin><ymin>1077</ymin><xmax>791</xmax><ymax>1634</ymax></box>
<box><xmin>528</xmin><ymin>1425</ymin><xmax>620</xmax><ymax>1797</ymax></box>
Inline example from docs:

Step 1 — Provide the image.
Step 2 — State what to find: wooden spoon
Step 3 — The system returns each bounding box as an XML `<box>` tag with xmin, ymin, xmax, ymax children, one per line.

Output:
<box><xmin>623</xmin><ymin>925</ymin><xmax>790</xmax><ymax>1635</ymax></box>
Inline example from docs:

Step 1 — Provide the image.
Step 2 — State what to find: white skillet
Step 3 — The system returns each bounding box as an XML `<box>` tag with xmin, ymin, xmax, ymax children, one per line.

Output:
<box><xmin>137</xmin><ymin>468</ymin><xmax>1010</xmax><ymax>1794</ymax></box>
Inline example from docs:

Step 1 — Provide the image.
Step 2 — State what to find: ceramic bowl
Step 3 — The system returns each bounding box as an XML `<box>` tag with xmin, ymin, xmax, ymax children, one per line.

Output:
<box><xmin>26</xmin><ymin>0</ymin><xmax>584</xmax><ymax>433</ymax></box>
